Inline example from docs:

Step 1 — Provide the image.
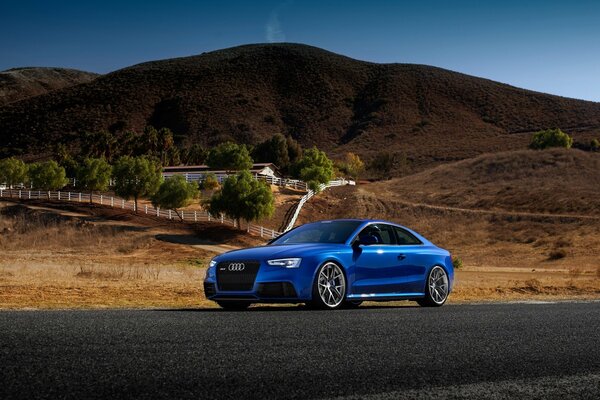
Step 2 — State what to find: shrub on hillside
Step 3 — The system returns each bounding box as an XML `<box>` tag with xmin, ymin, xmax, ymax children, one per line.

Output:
<box><xmin>200</xmin><ymin>173</ymin><xmax>219</xmax><ymax>190</ymax></box>
<box><xmin>151</xmin><ymin>175</ymin><xmax>198</xmax><ymax>221</ymax></box>
<box><xmin>529</xmin><ymin>128</ymin><xmax>573</xmax><ymax>150</ymax></box>
<box><xmin>290</xmin><ymin>147</ymin><xmax>334</xmax><ymax>192</ymax></box>
<box><xmin>452</xmin><ymin>257</ymin><xmax>464</xmax><ymax>270</ymax></box>
<box><xmin>591</xmin><ymin>138</ymin><xmax>600</xmax><ymax>152</ymax></box>
<box><xmin>206</xmin><ymin>170</ymin><xmax>274</xmax><ymax>228</ymax></box>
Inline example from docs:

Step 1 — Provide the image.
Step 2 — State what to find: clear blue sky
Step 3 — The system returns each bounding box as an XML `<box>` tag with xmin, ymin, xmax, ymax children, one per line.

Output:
<box><xmin>1</xmin><ymin>0</ymin><xmax>599</xmax><ymax>101</ymax></box>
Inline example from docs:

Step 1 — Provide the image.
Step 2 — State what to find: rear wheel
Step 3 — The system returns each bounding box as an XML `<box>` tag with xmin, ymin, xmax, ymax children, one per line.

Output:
<box><xmin>216</xmin><ymin>301</ymin><xmax>252</xmax><ymax>310</ymax></box>
<box><xmin>417</xmin><ymin>266</ymin><xmax>449</xmax><ymax>307</ymax></box>
<box><xmin>311</xmin><ymin>262</ymin><xmax>346</xmax><ymax>310</ymax></box>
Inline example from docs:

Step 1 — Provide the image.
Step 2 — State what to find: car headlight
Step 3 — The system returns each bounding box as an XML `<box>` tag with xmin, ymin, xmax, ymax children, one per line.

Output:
<box><xmin>267</xmin><ymin>258</ymin><xmax>301</xmax><ymax>268</ymax></box>
<box><xmin>205</xmin><ymin>259</ymin><xmax>217</xmax><ymax>279</ymax></box>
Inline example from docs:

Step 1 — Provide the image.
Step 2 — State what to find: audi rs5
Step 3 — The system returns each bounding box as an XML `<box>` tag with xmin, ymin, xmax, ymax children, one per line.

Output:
<box><xmin>203</xmin><ymin>219</ymin><xmax>454</xmax><ymax>310</ymax></box>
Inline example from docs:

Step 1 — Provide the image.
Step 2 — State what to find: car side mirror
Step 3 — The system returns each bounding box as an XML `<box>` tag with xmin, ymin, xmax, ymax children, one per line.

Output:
<box><xmin>357</xmin><ymin>235</ymin><xmax>379</xmax><ymax>246</ymax></box>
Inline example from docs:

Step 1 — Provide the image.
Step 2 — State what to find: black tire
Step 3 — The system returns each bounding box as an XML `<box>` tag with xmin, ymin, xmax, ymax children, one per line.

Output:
<box><xmin>216</xmin><ymin>301</ymin><xmax>252</xmax><ymax>310</ymax></box>
<box><xmin>343</xmin><ymin>300</ymin><xmax>363</xmax><ymax>309</ymax></box>
<box><xmin>417</xmin><ymin>266</ymin><xmax>449</xmax><ymax>307</ymax></box>
<box><xmin>310</xmin><ymin>261</ymin><xmax>347</xmax><ymax>310</ymax></box>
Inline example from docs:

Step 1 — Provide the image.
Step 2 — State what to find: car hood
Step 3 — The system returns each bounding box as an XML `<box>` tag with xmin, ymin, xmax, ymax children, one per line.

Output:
<box><xmin>214</xmin><ymin>243</ymin><xmax>346</xmax><ymax>262</ymax></box>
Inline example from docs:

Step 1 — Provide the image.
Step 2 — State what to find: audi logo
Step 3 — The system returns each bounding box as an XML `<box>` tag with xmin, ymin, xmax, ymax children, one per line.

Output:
<box><xmin>228</xmin><ymin>263</ymin><xmax>246</xmax><ymax>272</ymax></box>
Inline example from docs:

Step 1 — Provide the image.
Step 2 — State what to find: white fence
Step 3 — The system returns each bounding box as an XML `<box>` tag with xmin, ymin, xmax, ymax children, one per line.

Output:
<box><xmin>282</xmin><ymin>179</ymin><xmax>354</xmax><ymax>232</ymax></box>
<box><xmin>162</xmin><ymin>172</ymin><xmax>308</xmax><ymax>191</ymax></box>
<box><xmin>0</xmin><ymin>189</ymin><xmax>282</xmax><ymax>239</ymax></box>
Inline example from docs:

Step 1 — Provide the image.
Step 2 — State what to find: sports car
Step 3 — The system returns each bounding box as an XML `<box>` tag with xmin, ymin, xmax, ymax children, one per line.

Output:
<box><xmin>203</xmin><ymin>219</ymin><xmax>454</xmax><ymax>310</ymax></box>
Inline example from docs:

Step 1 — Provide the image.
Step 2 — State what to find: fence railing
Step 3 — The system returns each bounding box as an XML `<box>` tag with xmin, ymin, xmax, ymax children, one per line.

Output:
<box><xmin>0</xmin><ymin>189</ymin><xmax>281</xmax><ymax>239</ymax></box>
<box><xmin>282</xmin><ymin>179</ymin><xmax>354</xmax><ymax>232</ymax></box>
<box><xmin>161</xmin><ymin>172</ymin><xmax>308</xmax><ymax>191</ymax></box>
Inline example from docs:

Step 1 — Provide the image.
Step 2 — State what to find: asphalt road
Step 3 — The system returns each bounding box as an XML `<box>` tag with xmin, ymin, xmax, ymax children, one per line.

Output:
<box><xmin>1</xmin><ymin>302</ymin><xmax>600</xmax><ymax>399</ymax></box>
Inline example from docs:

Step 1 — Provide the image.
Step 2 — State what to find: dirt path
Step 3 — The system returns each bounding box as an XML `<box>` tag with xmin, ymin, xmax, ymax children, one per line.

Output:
<box><xmin>366</xmin><ymin>187</ymin><xmax>600</xmax><ymax>221</ymax></box>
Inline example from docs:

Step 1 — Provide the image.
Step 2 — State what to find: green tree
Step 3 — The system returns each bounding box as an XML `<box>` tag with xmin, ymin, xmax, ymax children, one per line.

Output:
<box><xmin>151</xmin><ymin>175</ymin><xmax>198</xmax><ymax>220</ymax></box>
<box><xmin>0</xmin><ymin>157</ymin><xmax>29</xmax><ymax>197</ymax></box>
<box><xmin>28</xmin><ymin>161</ymin><xmax>68</xmax><ymax>198</ymax></box>
<box><xmin>291</xmin><ymin>147</ymin><xmax>334</xmax><ymax>192</ymax></box>
<box><xmin>207</xmin><ymin>170</ymin><xmax>274</xmax><ymax>228</ymax></box>
<box><xmin>286</xmin><ymin>136</ymin><xmax>303</xmax><ymax>165</ymax></box>
<box><xmin>199</xmin><ymin>173</ymin><xmax>220</xmax><ymax>191</ymax></box>
<box><xmin>158</xmin><ymin>127</ymin><xmax>175</xmax><ymax>166</ymax></box>
<box><xmin>76</xmin><ymin>158</ymin><xmax>112</xmax><ymax>204</ymax></box>
<box><xmin>206</xmin><ymin>142</ymin><xmax>253</xmax><ymax>171</ymax></box>
<box><xmin>529</xmin><ymin>128</ymin><xmax>573</xmax><ymax>150</ymax></box>
<box><xmin>590</xmin><ymin>138</ymin><xmax>600</xmax><ymax>152</ymax></box>
<box><xmin>368</xmin><ymin>151</ymin><xmax>409</xmax><ymax>179</ymax></box>
<box><xmin>140</xmin><ymin>126</ymin><xmax>159</xmax><ymax>156</ymax></box>
<box><xmin>181</xmin><ymin>144</ymin><xmax>208</xmax><ymax>165</ymax></box>
<box><xmin>81</xmin><ymin>131</ymin><xmax>117</xmax><ymax>160</ymax></box>
<box><xmin>112</xmin><ymin>156</ymin><xmax>162</xmax><ymax>213</ymax></box>
<box><xmin>252</xmin><ymin>134</ymin><xmax>291</xmax><ymax>170</ymax></box>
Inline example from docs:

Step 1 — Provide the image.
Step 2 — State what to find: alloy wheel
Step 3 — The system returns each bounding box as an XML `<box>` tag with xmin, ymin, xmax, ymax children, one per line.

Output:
<box><xmin>317</xmin><ymin>262</ymin><xmax>346</xmax><ymax>308</ymax></box>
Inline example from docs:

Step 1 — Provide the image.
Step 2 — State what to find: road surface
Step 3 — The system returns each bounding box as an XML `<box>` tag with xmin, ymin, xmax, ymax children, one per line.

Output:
<box><xmin>1</xmin><ymin>302</ymin><xmax>600</xmax><ymax>399</ymax></box>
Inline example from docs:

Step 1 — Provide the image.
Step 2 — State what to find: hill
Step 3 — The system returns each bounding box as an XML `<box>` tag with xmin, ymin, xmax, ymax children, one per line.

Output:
<box><xmin>297</xmin><ymin>148</ymin><xmax>600</xmax><ymax>274</ymax></box>
<box><xmin>1</xmin><ymin>43</ymin><xmax>600</xmax><ymax>167</ymax></box>
<box><xmin>0</xmin><ymin>67</ymin><xmax>98</xmax><ymax>106</ymax></box>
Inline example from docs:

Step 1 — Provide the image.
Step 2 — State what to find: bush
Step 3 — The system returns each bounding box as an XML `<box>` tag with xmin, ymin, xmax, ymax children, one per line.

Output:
<box><xmin>151</xmin><ymin>175</ymin><xmax>198</xmax><ymax>220</ymax></box>
<box><xmin>529</xmin><ymin>129</ymin><xmax>573</xmax><ymax>150</ymax></box>
<box><xmin>337</xmin><ymin>152</ymin><xmax>365</xmax><ymax>180</ymax></box>
<box><xmin>290</xmin><ymin>147</ymin><xmax>334</xmax><ymax>192</ymax></box>
<box><xmin>200</xmin><ymin>173</ymin><xmax>220</xmax><ymax>191</ymax></box>
<box><xmin>452</xmin><ymin>257</ymin><xmax>464</xmax><ymax>270</ymax></box>
<box><xmin>591</xmin><ymin>138</ymin><xmax>600</xmax><ymax>152</ymax></box>
<box><xmin>548</xmin><ymin>249</ymin><xmax>567</xmax><ymax>260</ymax></box>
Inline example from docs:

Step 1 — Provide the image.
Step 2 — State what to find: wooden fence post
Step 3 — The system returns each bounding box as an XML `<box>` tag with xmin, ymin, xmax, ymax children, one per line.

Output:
<box><xmin>57</xmin><ymin>191</ymin><xmax>60</xmax><ymax>200</ymax></box>
<box><xmin>28</xmin><ymin>190</ymin><xmax>31</xmax><ymax>199</ymax></box>
<box><xmin>100</xmin><ymin>195</ymin><xmax>103</xmax><ymax>205</ymax></box>
<box><xmin>260</xmin><ymin>226</ymin><xmax>263</xmax><ymax>237</ymax></box>
<box><xmin>194</xmin><ymin>211</ymin><xmax>197</xmax><ymax>222</ymax></box>
<box><xmin>111</xmin><ymin>197</ymin><xmax>114</xmax><ymax>207</ymax></box>
<box><xmin>168</xmin><ymin>210</ymin><xmax>172</xmax><ymax>219</ymax></box>
<box><xmin>121</xmin><ymin>199</ymin><xmax>125</xmax><ymax>209</ymax></box>
<box><xmin>145</xmin><ymin>205</ymin><xmax>148</xmax><ymax>214</ymax></box>
<box><xmin>79</xmin><ymin>192</ymin><xmax>82</xmax><ymax>202</ymax></box>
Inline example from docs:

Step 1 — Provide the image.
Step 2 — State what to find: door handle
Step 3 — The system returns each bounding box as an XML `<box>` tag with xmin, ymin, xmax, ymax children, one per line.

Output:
<box><xmin>397</xmin><ymin>254</ymin><xmax>406</xmax><ymax>260</ymax></box>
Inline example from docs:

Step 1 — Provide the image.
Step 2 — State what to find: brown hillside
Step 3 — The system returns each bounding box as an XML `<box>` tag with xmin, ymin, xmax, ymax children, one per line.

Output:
<box><xmin>1</xmin><ymin>43</ymin><xmax>600</xmax><ymax>167</ymax></box>
<box><xmin>0</xmin><ymin>67</ymin><xmax>98</xmax><ymax>106</ymax></box>
<box><xmin>297</xmin><ymin>150</ymin><xmax>600</xmax><ymax>274</ymax></box>
<box><xmin>370</xmin><ymin>148</ymin><xmax>600</xmax><ymax>216</ymax></box>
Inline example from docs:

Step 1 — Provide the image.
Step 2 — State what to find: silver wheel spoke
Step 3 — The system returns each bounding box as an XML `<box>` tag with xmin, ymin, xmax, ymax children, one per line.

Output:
<box><xmin>318</xmin><ymin>263</ymin><xmax>345</xmax><ymax>307</ymax></box>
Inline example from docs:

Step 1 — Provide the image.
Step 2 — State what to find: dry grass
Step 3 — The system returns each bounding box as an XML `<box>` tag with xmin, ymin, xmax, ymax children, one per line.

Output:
<box><xmin>0</xmin><ymin>203</ymin><xmax>215</xmax><ymax>309</ymax></box>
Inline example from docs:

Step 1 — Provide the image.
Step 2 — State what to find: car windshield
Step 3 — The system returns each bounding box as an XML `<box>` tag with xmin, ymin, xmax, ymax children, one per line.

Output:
<box><xmin>271</xmin><ymin>221</ymin><xmax>362</xmax><ymax>245</ymax></box>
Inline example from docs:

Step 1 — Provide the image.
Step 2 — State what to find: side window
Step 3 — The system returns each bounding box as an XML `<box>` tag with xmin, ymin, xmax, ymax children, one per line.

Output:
<box><xmin>358</xmin><ymin>224</ymin><xmax>397</xmax><ymax>245</ymax></box>
<box><xmin>394</xmin><ymin>227</ymin><xmax>422</xmax><ymax>245</ymax></box>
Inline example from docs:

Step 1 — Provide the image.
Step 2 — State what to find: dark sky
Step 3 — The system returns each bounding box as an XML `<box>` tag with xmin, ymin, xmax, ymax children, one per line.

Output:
<box><xmin>1</xmin><ymin>0</ymin><xmax>599</xmax><ymax>101</ymax></box>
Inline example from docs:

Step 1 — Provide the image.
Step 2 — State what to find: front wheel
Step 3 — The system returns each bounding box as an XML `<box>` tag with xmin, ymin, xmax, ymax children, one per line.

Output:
<box><xmin>310</xmin><ymin>262</ymin><xmax>347</xmax><ymax>309</ymax></box>
<box><xmin>417</xmin><ymin>266</ymin><xmax>449</xmax><ymax>307</ymax></box>
<box><xmin>216</xmin><ymin>301</ymin><xmax>252</xmax><ymax>310</ymax></box>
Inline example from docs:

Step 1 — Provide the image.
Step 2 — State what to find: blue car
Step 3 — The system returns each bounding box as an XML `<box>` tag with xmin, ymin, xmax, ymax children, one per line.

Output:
<box><xmin>203</xmin><ymin>219</ymin><xmax>454</xmax><ymax>310</ymax></box>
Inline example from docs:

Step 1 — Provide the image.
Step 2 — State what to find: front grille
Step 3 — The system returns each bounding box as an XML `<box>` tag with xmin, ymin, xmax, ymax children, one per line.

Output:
<box><xmin>257</xmin><ymin>282</ymin><xmax>297</xmax><ymax>298</ymax></box>
<box><xmin>216</xmin><ymin>261</ymin><xmax>260</xmax><ymax>291</ymax></box>
<box><xmin>203</xmin><ymin>282</ymin><xmax>216</xmax><ymax>298</ymax></box>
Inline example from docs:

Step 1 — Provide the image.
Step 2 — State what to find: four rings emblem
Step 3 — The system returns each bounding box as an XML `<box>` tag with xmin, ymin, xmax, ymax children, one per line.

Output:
<box><xmin>228</xmin><ymin>263</ymin><xmax>246</xmax><ymax>272</ymax></box>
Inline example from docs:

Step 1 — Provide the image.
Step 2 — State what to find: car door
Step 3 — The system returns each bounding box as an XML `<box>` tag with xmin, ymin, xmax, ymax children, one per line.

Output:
<box><xmin>351</xmin><ymin>224</ymin><xmax>428</xmax><ymax>296</ymax></box>
<box><xmin>351</xmin><ymin>223</ymin><xmax>404</xmax><ymax>295</ymax></box>
<box><xmin>392</xmin><ymin>226</ymin><xmax>429</xmax><ymax>294</ymax></box>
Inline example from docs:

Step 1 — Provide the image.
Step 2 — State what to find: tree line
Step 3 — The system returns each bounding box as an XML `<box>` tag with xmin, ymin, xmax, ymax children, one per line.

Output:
<box><xmin>0</xmin><ymin>139</ymin><xmax>351</xmax><ymax>228</ymax></box>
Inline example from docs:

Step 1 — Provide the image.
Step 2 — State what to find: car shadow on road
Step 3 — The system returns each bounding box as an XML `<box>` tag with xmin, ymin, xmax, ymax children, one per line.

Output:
<box><xmin>153</xmin><ymin>304</ymin><xmax>421</xmax><ymax>313</ymax></box>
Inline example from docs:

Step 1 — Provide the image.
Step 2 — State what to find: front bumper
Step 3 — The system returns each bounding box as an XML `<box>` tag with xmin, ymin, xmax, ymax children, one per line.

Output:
<box><xmin>203</xmin><ymin>260</ymin><xmax>314</xmax><ymax>302</ymax></box>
